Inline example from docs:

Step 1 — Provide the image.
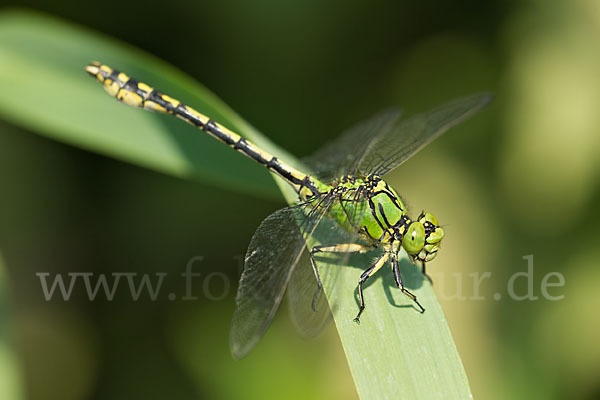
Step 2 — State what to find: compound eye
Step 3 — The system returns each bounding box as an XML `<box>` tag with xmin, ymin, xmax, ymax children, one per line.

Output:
<box><xmin>419</xmin><ymin>212</ymin><xmax>439</xmax><ymax>227</ymax></box>
<box><xmin>402</xmin><ymin>222</ymin><xmax>425</xmax><ymax>255</ymax></box>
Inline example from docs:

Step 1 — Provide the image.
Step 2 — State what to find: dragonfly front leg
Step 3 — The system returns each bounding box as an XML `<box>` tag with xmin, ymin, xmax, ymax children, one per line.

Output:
<box><xmin>309</xmin><ymin>243</ymin><xmax>371</xmax><ymax>311</ymax></box>
<box><xmin>421</xmin><ymin>262</ymin><xmax>433</xmax><ymax>284</ymax></box>
<box><xmin>392</xmin><ymin>252</ymin><xmax>425</xmax><ymax>313</ymax></box>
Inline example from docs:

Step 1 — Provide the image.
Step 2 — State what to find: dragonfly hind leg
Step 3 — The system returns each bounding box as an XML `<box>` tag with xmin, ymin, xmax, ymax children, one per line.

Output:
<box><xmin>309</xmin><ymin>243</ymin><xmax>371</xmax><ymax>312</ymax></box>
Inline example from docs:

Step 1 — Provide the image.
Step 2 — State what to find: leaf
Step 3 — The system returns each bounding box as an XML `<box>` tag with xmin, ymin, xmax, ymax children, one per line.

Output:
<box><xmin>0</xmin><ymin>10</ymin><xmax>473</xmax><ymax>398</ymax></box>
<box><xmin>318</xmin><ymin>251</ymin><xmax>472</xmax><ymax>399</ymax></box>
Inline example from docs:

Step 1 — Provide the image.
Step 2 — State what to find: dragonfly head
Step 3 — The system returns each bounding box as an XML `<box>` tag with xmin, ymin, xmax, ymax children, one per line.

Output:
<box><xmin>401</xmin><ymin>212</ymin><xmax>445</xmax><ymax>263</ymax></box>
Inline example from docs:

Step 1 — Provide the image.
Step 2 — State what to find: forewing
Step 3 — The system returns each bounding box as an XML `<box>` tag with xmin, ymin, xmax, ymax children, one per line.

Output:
<box><xmin>302</xmin><ymin>109</ymin><xmax>401</xmax><ymax>182</ymax></box>
<box><xmin>287</xmin><ymin>187</ymin><xmax>370</xmax><ymax>338</ymax></box>
<box><xmin>359</xmin><ymin>93</ymin><xmax>492</xmax><ymax>176</ymax></box>
<box><xmin>230</xmin><ymin>199</ymin><xmax>332</xmax><ymax>358</ymax></box>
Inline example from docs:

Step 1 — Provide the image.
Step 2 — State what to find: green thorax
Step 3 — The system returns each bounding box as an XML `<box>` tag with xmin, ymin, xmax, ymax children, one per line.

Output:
<box><xmin>311</xmin><ymin>175</ymin><xmax>407</xmax><ymax>243</ymax></box>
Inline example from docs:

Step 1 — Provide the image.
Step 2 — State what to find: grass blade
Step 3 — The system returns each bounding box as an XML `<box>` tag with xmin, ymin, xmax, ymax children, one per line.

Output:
<box><xmin>319</xmin><ymin>252</ymin><xmax>472</xmax><ymax>399</ymax></box>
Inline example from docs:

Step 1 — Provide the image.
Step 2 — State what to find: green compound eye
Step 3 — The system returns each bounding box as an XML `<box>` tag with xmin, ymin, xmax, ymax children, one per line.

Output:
<box><xmin>427</xmin><ymin>226</ymin><xmax>444</xmax><ymax>244</ymax></box>
<box><xmin>420</xmin><ymin>212</ymin><xmax>438</xmax><ymax>226</ymax></box>
<box><xmin>403</xmin><ymin>222</ymin><xmax>425</xmax><ymax>254</ymax></box>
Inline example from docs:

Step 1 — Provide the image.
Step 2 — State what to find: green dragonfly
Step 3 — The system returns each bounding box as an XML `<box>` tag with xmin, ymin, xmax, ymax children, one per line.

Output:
<box><xmin>85</xmin><ymin>61</ymin><xmax>491</xmax><ymax>358</ymax></box>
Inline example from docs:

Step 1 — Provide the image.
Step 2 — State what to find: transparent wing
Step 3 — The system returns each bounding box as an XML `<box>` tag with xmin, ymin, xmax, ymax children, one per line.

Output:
<box><xmin>303</xmin><ymin>94</ymin><xmax>491</xmax><ymax>181</ymax></box>
<box><xmin>360</xmin><ymin>93</ymin><xmax>492</xmax><ymax>176</ymax></box>
<box><xmin>287</xmin><ymin>186</ymin><xmax>371</xmax><ymax>338</ymax></box>
<box><xmin>302</xmin><ymin>109</ymin><xmax>401</xmax><ymax>182</ymax></box>
<box><xmin>286</xmin><ymin>248</ymin><xmax>332</xmax><ymax>338</ymax></box>
<box><xmin>230</xmin><ymin>197</ymin><xmax>334</xmax><ymax>359</ymax></box>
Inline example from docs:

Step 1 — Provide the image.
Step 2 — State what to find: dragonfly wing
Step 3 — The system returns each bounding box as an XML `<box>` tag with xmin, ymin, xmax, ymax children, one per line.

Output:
<box><xmin>287</xmin><ymin>248</ymin><xmax>332</xmax><ymax>338</ymax></box>
<box><xmin>359</xmin><ymin>93</ymin><xmax>492</xmax><ymax>177</ymax></box>
<box><xmin>302</xmin><ymin>109</ymin><xmax>401</xmax><ymax>182</ymax></box>
<box><xmin>230</xmin><ymin>199</ymin><xmax>332</xmax><ymax>358</ymax></box>
<box><xmin>287</xmin><ymin>188</ymin><xmax>370</xmax><ymax>338</ymax></box>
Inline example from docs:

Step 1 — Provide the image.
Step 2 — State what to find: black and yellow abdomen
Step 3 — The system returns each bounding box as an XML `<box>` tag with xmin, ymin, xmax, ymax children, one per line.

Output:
<box><xmin>85</xmin><ymin>61</ymin><xmax>324</xmax><ymax>199</ymax></box>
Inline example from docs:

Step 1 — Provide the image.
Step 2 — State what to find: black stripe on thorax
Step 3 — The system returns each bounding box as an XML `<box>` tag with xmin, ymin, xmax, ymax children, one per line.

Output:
<box><xmin>378</xmin><ymin>203</ymin><xmax>393</xmax><ymax>227</ymax></box>
<box><xmin>362</xmin><ymin>225</ymin><xmax>386</xmax><ymax>242</ymax></box>
<box><xmin>371</xmin><ymin>189</ymin><xmax>405</xmax><ymax>212</ymax></box>
<box><xmin>368</xmin><ymin>197</ymin><xmax>387</xmax><ymax>232</ymax></box>
<box><xmin>383</xmin><ymin>181</ymin><xmax>405</xmax><ymax>210</ymax></box>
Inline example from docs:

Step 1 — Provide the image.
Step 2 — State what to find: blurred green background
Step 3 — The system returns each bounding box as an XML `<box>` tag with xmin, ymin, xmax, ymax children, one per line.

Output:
<box><xmin>1</xmin><ymin>0</ymin><xmax>599</xmax><ymax>399</ymax></box>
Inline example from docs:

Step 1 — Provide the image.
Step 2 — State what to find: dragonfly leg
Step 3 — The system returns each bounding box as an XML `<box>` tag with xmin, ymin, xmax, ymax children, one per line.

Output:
<box><xmin>422</xmin><ymin>262</ymin><xmax>433</xmax><ymax>284</ymax></box>
<box><xmin>354</xmin><ymin>252</ymin><xmax>390</xmax><ymax>323</ymax></box>
<box><xmin>310</xmin><ymin>243</ymin><xmax>371</xmax><ymax>311</ymax></box>
<box><xmin>392</xmin><ymin>253</ymin><xmax>425</xmax><ymax>313</ymax></box>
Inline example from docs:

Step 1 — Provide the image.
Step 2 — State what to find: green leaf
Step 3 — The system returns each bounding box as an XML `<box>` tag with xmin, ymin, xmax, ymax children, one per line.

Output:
<box><xmin>0</xmin><ymin>10</ymin><xmax>472</xmax><ymax>399</ymax></box>
<box><xmin>319</xmin><ymin>252</ymin><xmax>472</xmax><ymax>399</ymax></box>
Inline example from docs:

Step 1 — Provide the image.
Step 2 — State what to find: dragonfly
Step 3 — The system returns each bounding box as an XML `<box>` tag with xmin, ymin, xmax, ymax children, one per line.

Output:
<box><xmin>85</xmin><ymin>61</ymin><xmax>491</xmax><ymax>358</ymax></box>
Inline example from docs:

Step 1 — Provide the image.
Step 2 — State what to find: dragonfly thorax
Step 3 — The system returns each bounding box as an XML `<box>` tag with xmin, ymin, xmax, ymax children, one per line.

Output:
<box><xmin>324</xmin><ymin>174</ymin><xmax>445</xmax><ymax>262</ymax></box>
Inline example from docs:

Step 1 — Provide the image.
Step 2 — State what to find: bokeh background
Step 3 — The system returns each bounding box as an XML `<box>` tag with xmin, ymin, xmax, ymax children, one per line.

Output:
<box><xmin>1</xmin><ymin>0</ymin><xmax>599</xmax><ymax>399</ymax></box>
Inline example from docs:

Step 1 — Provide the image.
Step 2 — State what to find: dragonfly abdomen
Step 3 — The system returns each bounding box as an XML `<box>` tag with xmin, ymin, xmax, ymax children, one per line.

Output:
<box><xmin>85</xmin><ymin>61</ymin><xmax>322</xmax><ymax>197</ymax></box>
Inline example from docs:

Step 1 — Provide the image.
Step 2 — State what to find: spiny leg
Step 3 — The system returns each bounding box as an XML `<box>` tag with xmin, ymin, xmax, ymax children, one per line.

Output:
<box><xmin>354</xmin><ymin>252</ymin><xmax>390</xmax><ymax>323</ymax></box>
<box><xmin>309</xmin><ymin>243</ymin><xmax>371</xmax><ymax>311</ymax></box>
<box><xmin>392</xmin><ymin>253</ymin><xmax>425</xmax><ymax>313</ymax></box>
